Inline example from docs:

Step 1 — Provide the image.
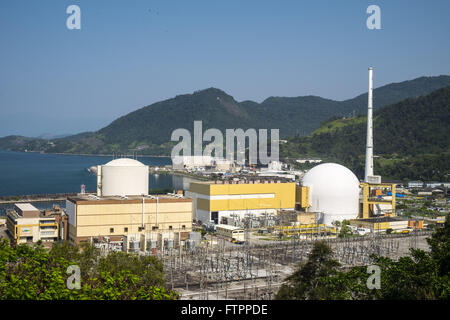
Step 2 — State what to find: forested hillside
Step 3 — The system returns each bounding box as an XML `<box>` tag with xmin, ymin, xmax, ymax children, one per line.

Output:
<box><xmin>281</xmin><ymin>86</ymin><xmax>450</xmax><ymax>181</ymax></box>
<box><xmin>1</xmin><ymin>75</ymin><xmax>449</xmax><ymax>156</ymax></box>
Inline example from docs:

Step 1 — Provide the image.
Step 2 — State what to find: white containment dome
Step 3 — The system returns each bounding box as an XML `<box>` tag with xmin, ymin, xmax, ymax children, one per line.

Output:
<box><xmin>97</xmin><ymin>158</ymin><xmax>148</xmax><ymax>197</ymax></box>
<box><xmin>301</xmin><ymin>163</ymin><xmax>359</xmax><ymax>225</ymax></box>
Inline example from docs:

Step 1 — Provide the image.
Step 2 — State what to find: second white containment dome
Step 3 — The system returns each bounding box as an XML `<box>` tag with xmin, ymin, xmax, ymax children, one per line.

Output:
<box><xmin>301</xmin><ymin>163</ymin><xmax>360</xmax><ymax>225</ymax></box>
<box><xmin>97</xmin><ymin>158</ymin><xmax>149</xmax><ymax>197</ymax></box>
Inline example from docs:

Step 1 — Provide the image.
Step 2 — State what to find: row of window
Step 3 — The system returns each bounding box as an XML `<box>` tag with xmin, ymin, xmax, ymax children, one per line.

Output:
<box><xmin>109</xmin><ymin>225</ymin><xmax>186</xmax><ymax>233</ymax></box>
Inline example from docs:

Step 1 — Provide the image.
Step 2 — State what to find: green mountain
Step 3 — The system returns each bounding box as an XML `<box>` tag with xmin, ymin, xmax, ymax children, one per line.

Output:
<box><xmin>1</xmin><ymin>75</ymin><xmax>449</xmax><ymax>156</ymax></box>
<box><xmin>281</xmin><ymin>86</ymin><xmax>450</xmax><ymax>181</ymax></box>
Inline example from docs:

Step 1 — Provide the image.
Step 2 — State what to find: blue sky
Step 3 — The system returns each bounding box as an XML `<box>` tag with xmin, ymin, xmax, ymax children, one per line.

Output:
<box><xmin>0</xmin><ymin>0</ymin><xmax>449</xmax><ymax>137</ymax></box>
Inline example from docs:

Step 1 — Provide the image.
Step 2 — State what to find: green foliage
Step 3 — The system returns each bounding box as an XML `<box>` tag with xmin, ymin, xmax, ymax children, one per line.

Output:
<box><xmin>0</xmin><ymin>240</ymin><xmax>178</xmax><ymax>300</ymax></box>
<box><xmin>149</xmin><ymin>187</ymin><xmax>173</xmax><ymax>195</ymax></box>
<box><xmin>2</xmin><ymin>76</ymin><xmax>450</xmax><ymax>156</ymax></box>
<box><xmin>276</xmin><ymin>216</ymin><xmax>450</xmax><ymax>300</ymax></box>
<box><xmin>370</xmin><ymin>250</ymin><xmax>441</xmax><ymax>299</ymax></box>
<box><xmin>276</xmin><ymin>241</ymin><xmax>342</xmax><ymax>300</ymax></box>
<box><xmin>339</xmin><ymin>225</ymin><xmax>353</xmax><ymax>238</ymax></box>
<box><xmin>338</xmin><ymin>220</ymin><xmax>352</xmax><ymax>238</ymax></box>
<box><xmin>427</xmin><ymin>218</ymin><xmax>450</xmax><ymax>278</ymax></box>
<box><xmin>281</xmin><ymin>86</ymin><xmax>450</xmax><ymax>181</ymax></box>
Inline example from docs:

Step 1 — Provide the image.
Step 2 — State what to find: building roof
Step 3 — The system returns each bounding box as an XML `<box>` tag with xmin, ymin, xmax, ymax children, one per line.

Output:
<box><xmin>356</xmin><ymin>216</ymin><xmax>407</xmax><ymax>223</ymax></box>
<box><xmin>67</xmin><ymin>193</ymin><xmax>192</xmax><ymax>205</ymax></box>
<box><xmin>104</xmin><ymin>158</ymin><xmax>146</xmax><ymax>167</ymax></box>
<box><xmin>216</xmin><ymin>224</ymin><xmax>244</xmax><ymax>231</ymax></box>
<box><xmin>14</xmin><ymin>203</ymin><xmax>39</xmax><ymax>211</ymax></box>
<box><xmin>193</xmin><ymin>179</ymin><xmax>294</xmax><ymax>185</ymax></box>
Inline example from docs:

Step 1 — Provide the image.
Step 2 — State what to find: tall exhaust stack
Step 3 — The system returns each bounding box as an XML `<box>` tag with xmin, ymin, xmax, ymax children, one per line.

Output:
<box><xmin>364</xmin><ymin>67</ymin><xmax>374</xmax><ymax>182</ymax></box>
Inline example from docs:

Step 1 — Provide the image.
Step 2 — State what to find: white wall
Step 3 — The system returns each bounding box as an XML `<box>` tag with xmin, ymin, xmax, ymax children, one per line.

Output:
<box><xmin>101</xmin><ymin>166</ymin><xmax>149</xmax><ymax>196</ymax></box>
<box><xmin>66</xmin><ymin>200</ymin><xmax>76</xmax><ymax>227</ymax></box>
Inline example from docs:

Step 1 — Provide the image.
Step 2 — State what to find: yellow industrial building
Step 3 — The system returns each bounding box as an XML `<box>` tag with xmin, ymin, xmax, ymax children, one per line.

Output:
<box><xmin>359</xmin><ymin>182</ymin><xmax>396</xmax><ymax>219</ymax></box>
<box><xmin>186</xmin><ymin>179</ymin><xmax>296</xmax><ymax>224</ymax></box>
<box><xmin>295</xmin><ymin>185</ymin><xmax>311</xmax><ymax>211</ymax></box>
<box><xmin>66</xmin><ymin>194</ymin><xmax>193</xmax><ymax>244</ymax></box>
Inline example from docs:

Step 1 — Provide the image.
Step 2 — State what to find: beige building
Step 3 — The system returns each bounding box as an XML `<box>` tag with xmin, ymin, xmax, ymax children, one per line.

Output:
<box><xmin>349</xmin><ymin>216</ymin><xmax>409</xmax><ymax>233</ymax></box>
<box><xmin>6</xmin><ymin>203</ymin><xmax>59</xmax><ymax>244</ymax></box>
<box><xmin>278</xmin><ymin>209</ymin><xmax>317</xmax><ymax>225</ymax></box>
<box><xmin>66</xmin><ymin>194</ymin><xmax>193</xmax><ymax>244</ymax></box>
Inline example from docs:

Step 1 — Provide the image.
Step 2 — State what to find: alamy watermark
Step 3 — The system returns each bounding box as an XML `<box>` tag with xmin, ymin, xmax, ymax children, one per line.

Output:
<box><xmin>66</xmin><ymin>265</ymin><xmax>81</xmax><ymax>290</ymax></box>
<box><xmin>171</xmin><ymin>120</ymin><xmax>279</xmax><ymax>166</ymax></box>
<box><xmin>366</xmin><ymin>265</ymin><xmax>381</xmax><ymax>289</ymax></box>
<box><xmin>65</xmin><ymin>5</ymin><xmax>380</xmax><ymax>31</ymax></box>
<box><xmin>367</xmin><ymin>5</ymin><xmax>381</xmax><ymax>30</ymax></box>
<box><xmin>66</xmin><ymin>5</ymin><xmax>81</xmax><ymax>30</ymax></box>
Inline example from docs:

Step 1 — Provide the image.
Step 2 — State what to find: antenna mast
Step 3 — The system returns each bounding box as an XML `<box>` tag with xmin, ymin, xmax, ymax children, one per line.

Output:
<box><xmin>365</xmin><ymin>67</ymin><xmax>374</xmax><ymax>182</ymax></box>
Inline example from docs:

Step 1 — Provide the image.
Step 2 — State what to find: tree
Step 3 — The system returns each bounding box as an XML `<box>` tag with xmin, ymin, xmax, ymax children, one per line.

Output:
<box><xmin>276</xmin><ymin>241</ymin><xmax>341</xmax><ymax>300</ymax></box>
<box><xmin>0</xmin><ymin>239</ymin><xmax>178</xmax><ymax>300</ymax></box>
<box><xmin>427</xmin><ymin>217</ymin><xmax>450</xmax><ymax>278</ymax></box>
<box><xmin>276</xmin><ymin>216</ymin><xmax>450</xmax><ymax>300</ymax></box>
<box><xmin>339</xmin><ymin>220</ymin><xmax>352</xmax><ymax>238</ymax></box>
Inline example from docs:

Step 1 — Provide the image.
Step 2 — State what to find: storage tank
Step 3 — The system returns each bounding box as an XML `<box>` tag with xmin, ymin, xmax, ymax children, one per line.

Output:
<box><xmin>301</xmin><ymin>163</ymin><xmax>359</xmax><ymax>225</ymax></box>
<box><xmin>97</xmin><ymin>158</ymin><xmax>148</xmax><ymax>197</ymax></box>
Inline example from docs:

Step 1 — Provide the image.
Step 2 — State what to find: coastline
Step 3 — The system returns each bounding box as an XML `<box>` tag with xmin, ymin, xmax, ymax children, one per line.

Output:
<box><xmin>1</xmin><ymin>149</ymin><xmax>172</xmax><ymax>159</ymax></box>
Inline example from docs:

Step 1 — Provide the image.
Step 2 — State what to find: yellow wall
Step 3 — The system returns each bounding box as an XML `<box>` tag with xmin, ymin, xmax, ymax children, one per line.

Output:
<box><xmin>295</xmin><ymin>186</ymin><xmax>310</xmax><ymax>208</ymax></box>
<box><xmin>192</xmin><ymin>182</ymin><xmax>295</xmax><ymax>211</ymax></box>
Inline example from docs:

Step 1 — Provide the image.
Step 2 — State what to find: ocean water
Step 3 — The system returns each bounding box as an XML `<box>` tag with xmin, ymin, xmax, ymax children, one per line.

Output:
<box><xmin>0</xmin><ymin>150</ymin><xmax>173</xmax><ymax>197</ymax></box>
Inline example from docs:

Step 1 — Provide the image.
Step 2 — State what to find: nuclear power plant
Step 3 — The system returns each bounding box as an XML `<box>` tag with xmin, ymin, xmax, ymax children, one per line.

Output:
<box><xmin>300</xmin><ymin>163</ymin><xmax>360</xmax><ymax>225</ymax></box>
<box><xmin>292</xmin><ymin>67</ymin><xmax>398</xmax><ymax>231</ymax></box>
<box><xmin>63</xmin><ymin>67</ymin><xmax>402</xmax><ymax>253</ymax></box>
<box><xmin>96</xmin><ymin>158</ymin><xmax>149</xmax><ymax>197</ymax></box>
<box><xmin>67</xmin><ymin>157</ymin><xmax>194</xmax><ymax>253</ymax></box>
<box><xmin>2</xmin><ymin>67</ymin><xmax>435</xmax><ymax>301</ymax></box>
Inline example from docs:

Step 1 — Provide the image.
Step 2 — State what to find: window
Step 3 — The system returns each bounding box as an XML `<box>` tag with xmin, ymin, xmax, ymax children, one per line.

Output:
<box><xmin>182</xmin><ymin>225</ymin><xmax>186</xmax><ymax>230</ymax></box>
<box><xmin>211</xmin><ymin>212</ymin><xmax>219</xmax><ymax>224</ymax></box>
<box><xmin>110</xmin><ymin>228</ymin><xmax>114</xmax><ymax>233</ymax></box>
<box><xmin>152</xmin><ymin>226</ymin><xmax>158</xmax><ymax>231</ymax></box>
<box><xmin>124</xmin><ymin>227</ymin><xmax>128</xmax><ymax>232</ymax></box>
<box><xmin>169</xmin><ymin>226</ymin><xmax>173</xmax><ymax>230</ymax></box>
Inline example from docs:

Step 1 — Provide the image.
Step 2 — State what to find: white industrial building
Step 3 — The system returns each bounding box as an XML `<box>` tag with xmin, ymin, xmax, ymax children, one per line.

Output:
<box><xmin>301</xmin><ymin>163</ymin><xmax>360</xmax><ymax>225</ymax></box>
<box><xmin>172</xmin><ymin>155</ymin><xmax>214</xmax><ymax>170</ymax></box>
<box><xmin>96</xmin><ymin>158</ymin><xmax>149</xmax><ymax>197</ymax></box>
<box><xmin>172</xmin><ymin>155</ymin><xmax>233</xmax><ymax>171</ymax></box>
<box><xmin>408</xmin><ymin>181</ymin><xmax>424</xmax><ymax>189</ymax></box>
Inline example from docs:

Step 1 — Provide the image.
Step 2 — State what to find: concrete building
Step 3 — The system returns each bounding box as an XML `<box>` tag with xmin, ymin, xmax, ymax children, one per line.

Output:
<box><xmin>296</xmin><ymin>158</ymin><xmax>322</xmax><ymax>164</ymax></box>
<box><xmin>172</xmin><ymin>156</ymin><xmax>214</xmax><ymax>170</ymax></box>
<box><xmin>359</xmin><ymin>182</ymin><xmax>396</xmax><ymax>218</ymax></box>
<box><xmin>172</xmin><ymin>156</ymin><xmax>233</xmax><ymax>172</ymax></box>
<box><xmin>408</xmin><ymin>181</ymin><xmax>424</xmax><ymax>189</ymax></box>
<box><xmin>66</xmin><ymin>194</ymin><xmax>193</xmax><ymax>244</ymax></box>
<box><xmin>257</xmin><ymin>172</ymin><xmax>296</xmax><ymax>181</ymax></box>
<box><xmin>278</xmin><ymin>209</ymin><xmax>317</xmax><ymax>225</ymax></box>
<box><xmin>96</xmin><ymin>158</ymin><xmax>149</xmax><ymax>197</ymax></box>
<box><xmin>214</xmin><ymin>158</ymin><xmax>233</xmax><ymax>171</ymax></box>
<box><xmin>186</xmin><ymin>179</ymin><xmax>295</xmax><ymax>224</ymax></box>
<box><xmin>6</xmin><ymin>203</ymin><xmax>59</xmax><ymax>244</ymax></box>
<box><xmin>425</xmin><ymin>181</ymin><xmax>450</xmax><ymax>188</ymax></box>
<box><xmin>350</xmin><ymin>216</ymin><xmax>409</xmax><ymax>233</ymax></box>
<box><xmin>300</xmin><ymin>163</ymin><xmax>360</xmax><ymax>225</ymax></box>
